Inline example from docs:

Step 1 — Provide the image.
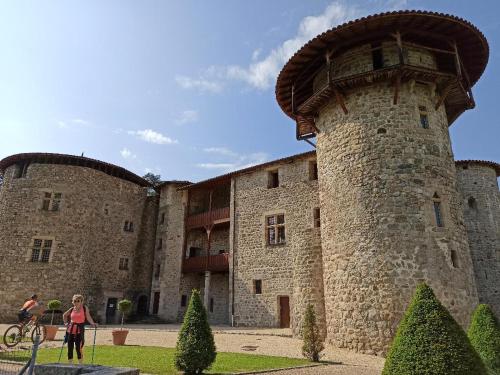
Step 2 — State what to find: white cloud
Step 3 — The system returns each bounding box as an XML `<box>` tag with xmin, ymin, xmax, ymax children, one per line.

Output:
<box><xmin>175</xmin><ymin>110</ymin><xmax>199</xmax><ymax>125</ymax></box>
<box><xmin>72</xmin><ymin>118</ymin><xmax>89</xmax><ymax>125</ymax></box>
<box><xmin>175</xmin><ymin>76</ymin><xmax>223</xmax><ymax>93</ymax></box>
<box><xmin>120</xmin><ymin>148</ymin><xmax>136</xmax><ymax>159</ymax></box>
<box><xmin>177</xmin><ymin>1</ymin><xmax>407</xmax><ymax>91</ymax></box>
<box><xmin>57</xmin><ymin>118</ymin><xmax>91</xmax><ymax>129</ymax></box>
<box><xmin>127</xmin><ymin>129</ymin><xmax>178</xmax><ymax>145</ymax></box>
<box><xmin>197</xmin><ymin>148</ymin><xmax>268</xmax><ymax>172</ymax></box>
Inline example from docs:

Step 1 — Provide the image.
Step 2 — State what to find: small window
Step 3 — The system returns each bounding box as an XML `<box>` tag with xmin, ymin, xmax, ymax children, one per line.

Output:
<box><xmin>372</xmin><ymin>43</ymin><xmax>384</xmax><ymax>70</ymax></box>
<box><xmin>42</xmin><ymin>192</ymin><xmax>62</xmax><ymax>212</ymax></box>
<box><xmin>181</xmin><ymin>295</ymin><xmax>187</xmax><ymax>307</ymax></box>
<box><xmin>14</xmin><ymin>162</ymin><xmax>29</xmax><ymax>179</ymax></box>
<box><xmin>157</xmin><ymin>238</ymin><xmax>163</xmax><ymax>250</ymax></box>
<box><xmin>419</xmin><ymin>106</ymin><xmax>429</xmax><ymax>129</ymax></box>
<box><xmin>266</xmin><ymin>214</ymin><xmax>285</xmax><ymax>245</ymax></box>
<box><xmin>450</xmin><ymin>250</ymin><xmax>459</xmax><ymax>268</ymax></box>
<box><xmin>160</xmin><ymin>212</ymin><xmax>165</xmax><ymax>224</ymax></box>
<box><xmin>433</xmin><ymin>193</ymin><xmax>444</xmax><ymax>227</ymax></box>
<box><xmin>313</xmin><ymin>208</ymin><xmax>321</xmax><ymax>228</ymax></box>
<box><xmin>209</xmin><ymin>298</ymin><xmax>214</xmax><ymax>313</ymax></box>
<box><xmin>268</xmin><ymin>170</ymin><xmax>279</xmax><ymax>188</ymax></box>
<box><xmin>218</xmin><ymin>249</ymin><xmax>226</xmax><ymax>254</ymax></box>
<box><xmin>31</xmin><ymin>239</ymin><xmax>52</xmax><ymax>262</ymax></box>
<box><xmin>124</xmin><ymin>221</ymin><xmax>134</xmax><ymax>232</ymax></box>
<box><xmin>309</xmin><ymin>161</ymin><xmax>318</xmax><ymax>181</ymax></box>
<box><xmin>254</xmin><ymin>280</ymin><xmax>262</xmax><ymax>295</ymax></box>
<box><xmin>468</xmin><ymin>197</ymin><xmax>477</xmax><ymax>210</ymax></box>
<box><xmin>119</xmin><ymin>257</ymin><xmax>129</xmax><ymax>270</ymax></box>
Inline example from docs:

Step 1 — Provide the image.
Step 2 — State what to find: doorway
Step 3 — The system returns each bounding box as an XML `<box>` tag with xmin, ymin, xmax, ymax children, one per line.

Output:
<box><xmin>279</xmin><ymin>296</ymin><xmax>290</xmax><ymax>328</ymax></box>
<box><xmin>106</xmin><ymin>298</ymin><xmax>118</xmax><ymax>324</ymax></box>
<box><xmin>137</xmin><ymin>295</ymin><xmax>148</xmax><ymax>315</ymax></box>
<box><xmin>152</xmin><ymin>292</ymin><xmax>160</xmax><ymax>315</ymax></box>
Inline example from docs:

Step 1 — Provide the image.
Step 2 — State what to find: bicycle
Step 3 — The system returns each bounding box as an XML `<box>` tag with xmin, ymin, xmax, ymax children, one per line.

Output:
<box><xmin>2</xmin><ymin>314</ymin><xmax>47</xmax><ymax>348</ymax></box>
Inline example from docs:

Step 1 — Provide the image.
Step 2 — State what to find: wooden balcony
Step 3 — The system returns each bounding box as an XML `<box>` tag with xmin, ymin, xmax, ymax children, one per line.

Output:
<box><xmin>182</xmin><ymin>253</ymin><xmax>229</xmax><ymax>273</ymax></box>
<box><xmin>186</xmin><ymin>206</ymin><xmax>230</xmax><ymax>229</ymax></box>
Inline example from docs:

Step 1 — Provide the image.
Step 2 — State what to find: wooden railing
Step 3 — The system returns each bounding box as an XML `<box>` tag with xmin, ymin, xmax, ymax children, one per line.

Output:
<box><xmin>186</xmin><ymin>206</ymin><xmax>230</xmax><ymax>229</ymax></box>
<box><xmin>182</xmin><ymin>253</ymin><xmax>229</xmax><ymax>273</ymax></box>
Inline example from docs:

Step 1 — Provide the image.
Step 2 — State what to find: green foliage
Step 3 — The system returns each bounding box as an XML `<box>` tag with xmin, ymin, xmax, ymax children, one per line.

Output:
<box><xmin>174</xmin><ymin>289</ymin><xmax>216</xmax><ymax>374</ymax></box>
<box><xmin>468</xmin><ymin>304</ymin><xmax>500</xmax><ymax>374</ymax></box>
<box><xmin>47</xmin><ymin>300</ymin><xmax>62</xmax><ymax>325</ymax></box>
<box><xmin>301</xmin><ymin>304</ymin><xmax>324</xmax><ymax>362</ymax></box>
<box><xmin>117</xmin><ymin>299</ymin><xmax>133</xmax><ymax>329</ymax></box>
<box><xmin>383</xmin><ymin>283</ymin><xmax>487</xmax><ymax>375</ymax></box>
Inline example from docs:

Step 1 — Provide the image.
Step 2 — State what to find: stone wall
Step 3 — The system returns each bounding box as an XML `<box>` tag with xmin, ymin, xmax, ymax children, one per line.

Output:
<box><xmin>315</xmin><ymin>69</ymin><xmax>478</xmax><ymax>354</ymax></box>
<box><xmin>232</xmin><ymin>154</ymin><xmax>323</xmax><ymax>332</ymax></box>
<box><xmin>154</xmin><ymin>183</ymin><xmax>186</xmax><ymax>322</ymax></box>
<box><xmin>456</xmin><ymin>163</ymin><xmax>500</xmax><ymax>316</ymax></box>
<box><xmin>0</xmin><ymin>162</ymin><xmax>151</xmax><ymax>323</ymax></box>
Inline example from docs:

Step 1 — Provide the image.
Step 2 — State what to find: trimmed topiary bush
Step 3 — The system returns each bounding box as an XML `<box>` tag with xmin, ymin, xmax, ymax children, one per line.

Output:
<box><xmin>301</xmin><ymin>304</ymin><xmax>324</xmax><ymax>362</ymax></box>
<box><xmin>47</xmin><ymin>300</ymin><xmax>62</xmax><ymax>325</ymax></box>
<box><xmin>383</xmin><ymin>283</ymin><xmax>487</xmax><ymax>375</ymax></box>
<box><xmin>174</xmin><ymin>289</ymin><xmax>216</xmax><ymax>374</ymax></box>
<box><xmin>468</xmin><ymin>304</ymin><xmax>500</xmax><ymax>374</ymax></box>
<box><xmin>117</xmin><ymin>299</ymin><xmax>133</xmax><ymax>330</ymax></box>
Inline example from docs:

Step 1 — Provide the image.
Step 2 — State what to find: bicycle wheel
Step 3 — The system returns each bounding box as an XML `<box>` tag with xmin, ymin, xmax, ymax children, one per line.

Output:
<box><xmin>31</xmin><ymin>324</ymin><xmax>47</xmax><ymax>345</ymax></box>
<box><xmin>3</xmin><ymin>324</ymin><xmax>22</xmax><ymax>348</ymax></box>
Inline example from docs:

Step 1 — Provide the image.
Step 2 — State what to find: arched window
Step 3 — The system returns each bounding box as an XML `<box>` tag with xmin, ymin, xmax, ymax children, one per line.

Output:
<box><xmin>468</xmin><ymin>197</ymin><xmax>477</xmax><ymax>210</ymax></box>
<box><xmin>432</xmin><ymin>193</ymin><xmax>444</xmax><ymax>227</ymax></box>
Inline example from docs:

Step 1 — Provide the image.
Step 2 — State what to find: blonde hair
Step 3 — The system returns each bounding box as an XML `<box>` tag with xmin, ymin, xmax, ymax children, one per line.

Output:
<box><xmin>72</xmin><ymin>294</ymin><xmax>84</xmax><ymax>302</ymax></box>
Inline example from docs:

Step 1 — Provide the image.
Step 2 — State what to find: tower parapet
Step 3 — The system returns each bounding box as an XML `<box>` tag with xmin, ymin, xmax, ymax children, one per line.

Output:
<box><xmin>276</xmin><ymin>11</ymin><xmax>488</xmax><ymax>354</ymax></box>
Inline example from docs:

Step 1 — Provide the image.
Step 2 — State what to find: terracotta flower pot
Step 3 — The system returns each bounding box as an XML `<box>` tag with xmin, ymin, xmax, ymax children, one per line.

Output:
<box><xmin>45</xmin><ymin>325</ymin><xmax>59</xmax><ymax>341</ymax></box>
<box><xmin>112</xmin><ymin>330</ymin><xmax>129</xmax><ymax>345</ymax></box>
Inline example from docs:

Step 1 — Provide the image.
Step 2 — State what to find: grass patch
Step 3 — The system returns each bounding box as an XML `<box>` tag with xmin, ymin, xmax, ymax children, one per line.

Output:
<box><xmin>34</xmin><ymin>345</ymin><xmax>311</xmax><ymax>374</ymax></box>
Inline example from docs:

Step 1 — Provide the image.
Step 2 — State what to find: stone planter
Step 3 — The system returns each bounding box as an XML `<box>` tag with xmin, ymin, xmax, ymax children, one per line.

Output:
<box><xmin>45</xmin><ymin>325</ymin><xmax>59</xmax><ymax>341</ymax></box>
<box><xmin>112</xmin><ymin>330</ymin><xmax>129</xmax><ymax>345</ymax></box>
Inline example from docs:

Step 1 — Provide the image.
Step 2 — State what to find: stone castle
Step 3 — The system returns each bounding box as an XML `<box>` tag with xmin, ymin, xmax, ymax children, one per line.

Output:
<box><xmin>0</xmin><ymin>11</ymin><xmax>498</xmax><ymax>355</ymax></box>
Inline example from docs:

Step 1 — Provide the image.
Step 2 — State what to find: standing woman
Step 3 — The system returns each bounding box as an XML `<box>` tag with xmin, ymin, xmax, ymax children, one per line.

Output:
<box><xmin>62</xmin><ymin>294</ymin><xmax>98</xmax><ymax>364</ymax></box>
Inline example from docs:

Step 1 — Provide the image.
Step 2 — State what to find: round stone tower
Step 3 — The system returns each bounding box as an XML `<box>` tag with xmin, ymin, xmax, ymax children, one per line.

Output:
<box><xmin>276</xmin><ymin>11</ymin><xmax>489</xmax><ymax>354</ymax></box>
<box><xmin>456</xmin><ymin>160</ymin><xmax>500</xmax><ymax>317</ymax></box>
<box><xmin>0</xmin><ymin>153</ymin><xmax>153</xmax><ymax>322</ymax></box>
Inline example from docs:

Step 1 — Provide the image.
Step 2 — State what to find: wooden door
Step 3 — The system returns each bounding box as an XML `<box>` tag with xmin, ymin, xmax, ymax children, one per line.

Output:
<box><xmin>152</xmin><ymin>292</ymin><xmax>160</xmax><ymax>314</ymax></box>
<box><xmin>105</xmin><ymin>298</ymin><xmax>117</xmax><ymax>324</ymax></box>
<box><xmin>279</xmin><ymin>296</ymin><xmax>290</xmax><ymax>328</ymax></box>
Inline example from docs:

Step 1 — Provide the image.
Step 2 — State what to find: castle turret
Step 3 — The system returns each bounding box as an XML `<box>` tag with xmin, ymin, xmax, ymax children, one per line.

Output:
<box><xmin>276</xmin><ymin>11</ymin><xmax>489</xmax><ymax>354</ymax></box>
<box><xmin>456</xmin><ymin>160</ymin><xmax>500</xmax><ymax>317</ymax></box>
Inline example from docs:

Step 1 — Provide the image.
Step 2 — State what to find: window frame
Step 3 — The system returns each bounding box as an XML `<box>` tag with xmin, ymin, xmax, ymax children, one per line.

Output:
<box><xmin>118</xmin><ymin>257</ymin><xmax>129</xmax><ymax>270</ymax></box>
<box><xmin>313</xmin><ymin>207</ymin><xmax>321</xmax><ymax>228</ymax></box>
<box><xmin>267</xmin><ymin>170</ymin><xmax>279</xmax><ymax>189</ymax></box>
<box><xmin>265</xmin><ymin>214</ymin><xmax>285</xmax><ymax>245</ymax></box>
<box><xmin>29</xmin><ymin>238</ymin><xmax>54</xmax><ymax>263</ymax></box>
<box><xmin>419</xmin><ymin>105</ymin><xmax>429</xmax><ymax>129</ymax></box>
<box><xmin>254</xmin><ymin>280</ymin><xmax>262</xmax><ymax>295</ymax></box>
<box><xmin>432</xmin><ymin>193</ymin><xmax>444</xmax><ymax>228</ymax></box>
<box><xmin>41</xmin><ymin>191</ymin><xmax>62</xmax><ymax>212</ymax></box>
<box><xmin>309</xmin><ymin>161</ymin><xmax>318</xmax><ymax>181</ymax></box>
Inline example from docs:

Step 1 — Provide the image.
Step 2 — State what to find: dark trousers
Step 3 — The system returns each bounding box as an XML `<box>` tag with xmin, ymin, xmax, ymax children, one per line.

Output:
<box><xmin>67</xmin><ymin>333</ymin><xmax>85</xmax><ymax>360</ymax></box>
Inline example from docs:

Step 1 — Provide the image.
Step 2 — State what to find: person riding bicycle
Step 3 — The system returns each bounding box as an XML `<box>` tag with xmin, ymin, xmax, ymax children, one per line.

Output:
<box><xmin>18</xmin><ymin>294</ymin><xmax>39</xmax><ymax>324</ymax></box>
<box><xmin>62</xmin><ymin>294</ymin><xmax>97</xmax><ymax>364</ymax></box>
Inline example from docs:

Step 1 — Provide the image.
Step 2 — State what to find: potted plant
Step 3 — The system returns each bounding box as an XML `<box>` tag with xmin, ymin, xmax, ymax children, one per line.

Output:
<box><xmin>45</xmin><ymin>300</ymin><xmax>62</xmax><ymax>341</ymax></box>
<box><xmin>112</xmin><ymin>299</ymin><xmax>132</xmax><ymax>345</ymax></box>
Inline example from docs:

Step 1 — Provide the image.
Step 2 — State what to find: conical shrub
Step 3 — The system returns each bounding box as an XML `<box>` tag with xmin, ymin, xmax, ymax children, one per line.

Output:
<box><xmin>301</xmin><ymin>303</ymin><xmax>324</xmax><ymax>362</ymax></box>
<box><xmin>468</xmin><ymin>304</ymin><xmax>500</xmax><ymax>374</ymax></box>
<box><xmin>174</xmin><ymin>289</ymin><xmax>216</xmax><ymax>374</ymax></box>
<box><xmin>383</xmin><ymin>283</ymin><xmax>487</xmax><ymax>375</ymax></box>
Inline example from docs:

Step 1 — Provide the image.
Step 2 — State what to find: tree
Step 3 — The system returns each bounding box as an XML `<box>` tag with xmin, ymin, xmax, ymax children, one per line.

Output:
<box><xmin>174</xmin><ymin>290</ymin><xmax>216</xmax><ymax>374</ymax></box>
<box><xmin>47</xmin><ymin>300</ymin><xmax>62</xmax><ymax>325</ymax></box>
<box><xmin>117</xmin><ymin>299</ymin><xmax>133</xmax><ymax>330</ymax></box>
<box><xmin>468</xmin><ymin>304</ymin><xmax>500</xmax><ymax>374</ymax></box>
<box><xmin>301</xmin><ymin>304</ymin><xmax>324</xmax><ymax>362</ymax></box>
<box><xmin>142</xmin><ymin>173</ymin><xmax>161</xmax><ymax>196</ymax></box>
<box><xmin>383</xmin><ymin>283</ymin><xmax>487</xmax><ymax>375</ymax></box>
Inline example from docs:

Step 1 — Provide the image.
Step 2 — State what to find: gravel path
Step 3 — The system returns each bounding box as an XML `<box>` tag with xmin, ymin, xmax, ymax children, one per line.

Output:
<box><xmin>0</xmin><ymin>324</ymin><xmax>384</xmax><ymax>374</ymax></box>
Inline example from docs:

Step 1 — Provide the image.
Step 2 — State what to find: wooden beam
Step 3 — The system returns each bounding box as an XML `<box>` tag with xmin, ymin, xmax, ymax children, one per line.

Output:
<box><xmin>402</xmin><ymin>41</ymin><xmax>454</xmax><ymax>55</ymax></box>
<box><xmin>453</xmin><ymin>41</ymin><xmax>462</xmax><ymax>79</ymax></box>
<box><xmin>434</xmin><ymin>80</ymin><xmax>455</xmax><ymax>110</ymax></box>
<box><xmin>332</xmin><ymin>87</ymin><xmax>348</xmax><ymax>114</ymax></box>
<box><xmin>395</xmin><ymin>31</ymin><xmax>404</xmax><ymax>65</ymax></box>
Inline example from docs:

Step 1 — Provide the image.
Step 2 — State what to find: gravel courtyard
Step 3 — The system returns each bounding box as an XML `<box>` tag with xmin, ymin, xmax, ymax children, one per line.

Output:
<box><xmin>0</xmin><ymin>324</ymin><xmax>384</xmax><ymax>374</ymax></box>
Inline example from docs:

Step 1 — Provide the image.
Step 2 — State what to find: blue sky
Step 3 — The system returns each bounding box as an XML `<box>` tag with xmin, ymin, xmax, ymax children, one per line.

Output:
<box><xmin>0</xmin><ymin>0</ymin><xmax>499</xmax><ymax>182</ymax></box>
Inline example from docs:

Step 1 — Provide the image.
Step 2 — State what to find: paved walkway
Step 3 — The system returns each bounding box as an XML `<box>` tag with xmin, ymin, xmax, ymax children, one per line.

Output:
<box><xmin>0</xmin><ymin>324</ymin><xmax>384</xmax><ymax>374</ymax></box>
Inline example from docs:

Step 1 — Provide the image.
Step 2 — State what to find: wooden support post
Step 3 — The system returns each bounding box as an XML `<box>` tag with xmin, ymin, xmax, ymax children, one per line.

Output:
<box><xmin>326</xmin><ymin>52</ymin><xmax>331</xmax><ymax>86</ymax></box>
<box><xmin>453</xmin><ymin>42</ymin><xmax>462</xmax><ymax>79</ymax></box>
<box><xmin>333</xmin><ymin>87</ymin><xmax>348</xmax><ymax>114</ymax></box>
<box><xmin>435</xmin><ymin>80</ymin><xmax>454</xmax><ymax>110</ymax></box>
<box><xmin>395</xmin><ymin>31</ymin><xmax>404</xmax><ymax>65</ymax></box>
<box><xmin>206</xmin><ymin>228</ymin><xmax>212</xmax><ymax>269</ymax></box>
<box><xmin>393</xmin><ymin>73</ymin><xmax>401</xmax><ymax>105</ymax></box>
<box><xmin>291</xmin><ymin>85</ymin><xmax>295</xmax><ymax>115</ymax></box>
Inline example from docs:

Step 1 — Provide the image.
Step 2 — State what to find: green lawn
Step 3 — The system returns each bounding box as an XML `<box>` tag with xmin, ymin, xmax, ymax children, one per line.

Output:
<box><xmin>33</xmin><ymin>346</ymin><xmax>312</xmax><ymax>374</ymax></box>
